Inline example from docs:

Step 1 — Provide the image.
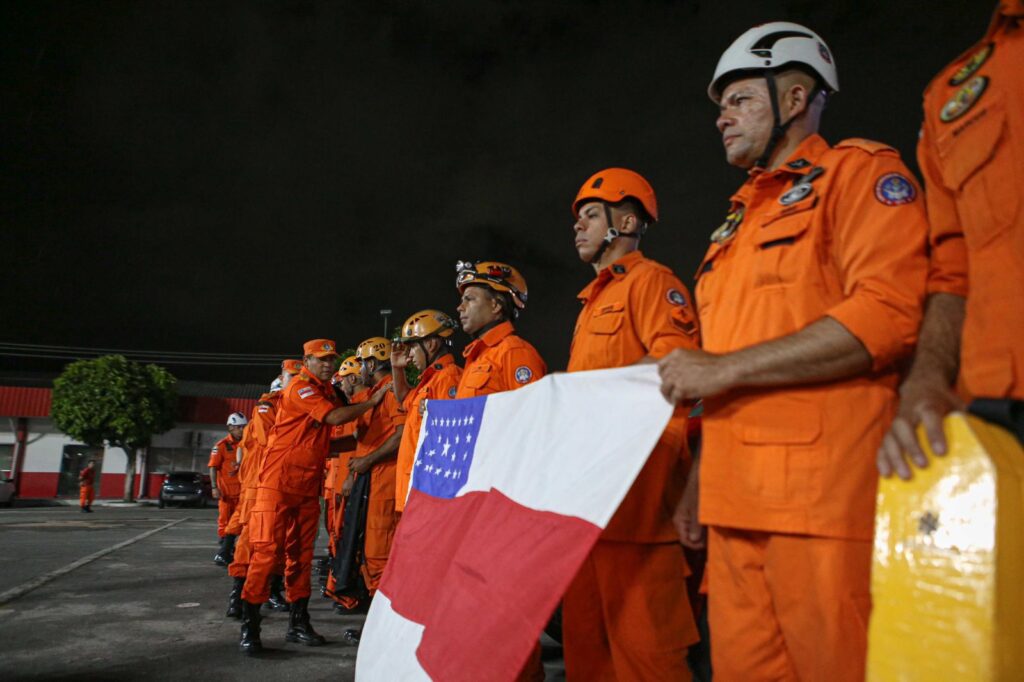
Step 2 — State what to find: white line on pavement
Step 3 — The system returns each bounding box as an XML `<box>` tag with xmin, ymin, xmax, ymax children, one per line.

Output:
<box><xmin>0</xmin><ymin>517</ymin><xmax>190</xmax><ymax>606</ymax></box>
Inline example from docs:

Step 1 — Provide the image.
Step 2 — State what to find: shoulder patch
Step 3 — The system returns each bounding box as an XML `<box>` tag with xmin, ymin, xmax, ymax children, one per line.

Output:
<box><xmin>666</xmin><ymin>288</ymin><xmax>687</xmax><ymax>306</ymax></box>
<box><xmin>949</xmin><ymin>43</ymin><xmax>992</xmax><ymax>86</ymax></box>
<box><xmin>448</xmin><ymin>386</ymin><xmax>457</xmax><ymax>398</ymax></box>
<box><xmin>211</xmin><ymin>446</ymin><xmax>219</xmax><ymax>455</ymax></box>
<box><xmin>297</xmin><ymin>386</ymin><xmax>316</xmax><ymax>399</ymax></box>
<box><xmin>514</xmin><ymin>366</ymin><xmax>533</xmax><ymax>384</ymax></box>
<box><xmin>939</xmin><ymin>75</ymin><xmax>988</xmax><ymax>123</ymax></box>
<box><xmin>834</xmin><ymin>138</ymin><xmax>896</xmax><ymax>156</ymax></box>
<box><xmin>874</xmin><ymin>173</ymin><xmax>917</xmax><ymax>206</ymax></box>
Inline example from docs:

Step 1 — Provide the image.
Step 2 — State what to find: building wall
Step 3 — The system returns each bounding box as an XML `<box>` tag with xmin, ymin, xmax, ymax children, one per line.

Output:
<box><xmin>0</xmin><ymin>418</ymin><xmax>230</xmax><ymax>499</ymax></box>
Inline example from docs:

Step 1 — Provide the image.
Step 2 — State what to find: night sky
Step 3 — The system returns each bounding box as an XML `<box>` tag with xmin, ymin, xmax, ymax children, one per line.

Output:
<box><xmin>2</xmin><ymin>1</ymin><xmax>989</xmax><ymax>384</ymax></box>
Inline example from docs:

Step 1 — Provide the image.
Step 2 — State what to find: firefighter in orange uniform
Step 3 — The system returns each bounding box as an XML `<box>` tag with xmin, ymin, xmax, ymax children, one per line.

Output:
<box><xmin>879</xmin><ymin>1</ymin><xmax>1024</xmax><ymax>476</ymax></box>
<box><xmin>325</xmin><ymin>355</ymin><xmax>367</xmax><ymax>613</ymax></box>
<box><xmin>454</xmin><ymin>261</ymin><xmax>546</xmax><ymax>681</ymax></box>
<box><xmin>210</xmin><ymin>412</ymin><xmax>247</xmax><ymax>566</ymax></box>
<box><xmin>225</xmin><ymin>359</ymin><xmax>302</xmax><ymax>618</ymax></box>
<box><xmin>392</xmin><ymin>310</ymin><xmax>463</xmax><ymax>514</ymax></box>
<box><xmin>565</xmin><ymin>168</ymin><xmax>701</xmax><ymax>680</ymax></box>
<box><xmin>237</xmin><ymin>339</ymin><xmax>383</xmax><ymax>655</ymax></box>
<box><xmin>78</xmin><ymin>459</ymin><xmax>97</xmax><ymax>513</ymax></box>
<box><xmin>658</xmin><ymin>23</ymin><xmax>928</xmax><ymax>680</ymax></box>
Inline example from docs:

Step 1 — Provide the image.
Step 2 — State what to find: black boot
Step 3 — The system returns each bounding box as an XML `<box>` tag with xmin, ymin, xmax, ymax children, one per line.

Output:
<box><xmin>266</xmin><ymin>574</ymin><xmax>290</xmax><ymax>612</ymax></box>
<box><xmin>285</xmin><ymin>597</ymin><xmax>326</xmax><ymax>646</ymax></box>
<box><xmin>213</xmin><ymin>536</ymin><xmax>229</xmax><ymax>567</ymax></box>
<box><xmin>226</xmin><ymin>577</ymin><xmax>245</xmax><ymax>619</ymax></box>
<box><xmin>239</xmin><ymin>600</ymin><xmax>262</xmax><ymax>655</ymax></box>
<box><xmin>224</xmin><ymin>534</ymin><xmax>237</xmax><ymax>564</ymax></box>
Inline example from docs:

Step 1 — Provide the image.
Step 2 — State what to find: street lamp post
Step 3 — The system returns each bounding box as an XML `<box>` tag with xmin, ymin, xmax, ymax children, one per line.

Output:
<box><xmin>380</xmin><ymin>309</ymin><xmax>392</xmax><ymax>337</ymax></box>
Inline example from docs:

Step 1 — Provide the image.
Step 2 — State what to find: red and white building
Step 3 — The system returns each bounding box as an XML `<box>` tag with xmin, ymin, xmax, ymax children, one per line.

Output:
<box><xmin>0</xmin><ymin>382</ymin><xmax>264</xmax><ymax>500</ymax></box>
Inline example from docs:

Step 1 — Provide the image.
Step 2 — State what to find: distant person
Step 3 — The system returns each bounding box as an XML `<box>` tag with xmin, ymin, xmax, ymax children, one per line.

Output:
<box><xmin>657</xmin><ymin>22</ymin><xmax>928</xmax><ymax>679</ymax></box>
<box><xmin>210</xmin><ymin>412</ymin><xmax>247</xmax><ymax>566</ymax></box>
<box><xmin>564</xmin><ymin>168</ymin><xmax>701</xmax><ymax>680</ymax></box>
<box><xmin>237</xmin><ymin>339</ymin><xmax>383</xmax><ymax>655</ymax></box>
<box><xmin>78</xmin><ymin>459</ymin><xmax>97</xmax><ymax>513</ymax></box>
<box><xmin>878</xmin><ymin>1</ymin><xmax>1024</xmax><ymax>476</ymax></box>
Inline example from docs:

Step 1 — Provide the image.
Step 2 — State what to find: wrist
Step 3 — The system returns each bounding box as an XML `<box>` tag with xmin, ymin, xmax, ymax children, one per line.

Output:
<box><xmin>717</xmin><ymin>352</ymin><xmax>743</xmax><ymax>391</ymax></box>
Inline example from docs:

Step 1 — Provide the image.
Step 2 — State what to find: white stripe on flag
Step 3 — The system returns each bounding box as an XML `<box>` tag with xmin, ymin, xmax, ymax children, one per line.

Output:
<box><xmin>357</xmin><ymin>592</ymin><xmax>430</xmax><ymax>681</ymax></box>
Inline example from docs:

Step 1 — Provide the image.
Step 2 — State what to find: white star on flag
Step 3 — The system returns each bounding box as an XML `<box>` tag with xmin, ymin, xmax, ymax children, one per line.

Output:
<box><xmin>466</xmin><ymin>434</ymin><xmax>472</xmax><ymax>443</ymax></box>
<box><xmin>442</xmin><ymin>439</ymin><xmax>451</xmax><ymax>457</ymax></box>
<box><xmin>455</xmin><ymin>435</ymin><xmax>460</xmax><ymax>444</ymax></box>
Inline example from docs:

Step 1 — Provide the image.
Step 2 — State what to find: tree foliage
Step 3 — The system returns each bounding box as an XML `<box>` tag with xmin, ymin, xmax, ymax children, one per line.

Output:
<box><xmin>52</xmin><ymin>355</ymin><xmax>177</xmax><ymax>500</ymax></box>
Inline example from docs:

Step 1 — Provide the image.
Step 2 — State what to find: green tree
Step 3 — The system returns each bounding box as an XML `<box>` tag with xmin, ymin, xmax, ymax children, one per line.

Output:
<box><xmin>51</xmin><ymin>355</ymin><xmax>177</xmax><ymax>502</ymax></box>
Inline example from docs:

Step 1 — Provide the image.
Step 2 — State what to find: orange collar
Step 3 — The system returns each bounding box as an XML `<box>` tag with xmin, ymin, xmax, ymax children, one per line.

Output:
<box><xmin>463</xmin><ymin>321</ymin><xmax>516</xmax><ymax>361</ymax></box>
<box><xmin>578</xmin><ymin>250</ymin><xmax>645</xmax><ymax>301</ymax></box>
<box><xmin>370</xmin><ymin>374</ymin><xmax>393</xmax><ymax>395</ymax></box>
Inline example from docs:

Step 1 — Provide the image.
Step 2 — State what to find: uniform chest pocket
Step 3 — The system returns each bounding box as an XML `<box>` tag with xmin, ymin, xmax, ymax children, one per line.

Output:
<box><xmin>751</xmin><ymin>202</ymin><xmax>816</xmax><ymax>289</ymax></box>
<box><xmin>937</xmin><ymin>94</ymin><xmax>1018</xmax><ymax>247</ymax></box>
<box><xmin>462</xmin><ymin>363</ymin><xmax>494</xmax><ymax>390</ymax></box>
<box><xmin>587</xmin><ymin>301</ymin><xmax>625</xmax><ymax>334</ymax></box>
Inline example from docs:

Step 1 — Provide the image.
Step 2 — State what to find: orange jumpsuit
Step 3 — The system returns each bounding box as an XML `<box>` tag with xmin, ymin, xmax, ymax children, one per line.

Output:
<box><xmin>918</xmin><ymin>2</ymin><xmax>1024</xmax><ymax>401</ymax></box>
<box><xmin>695</xmin><ymin>134</ymin><xmax>928</xmax><ymax>680</ymax></box>
<box><xmin>241</xmin><ymin>368</ymin><xmax>342</xmax><ymax>604</ymax></box>
<box><xmin>455</xmin><ymin>320</ymin><xmax>546</xmax><ymax>681</ymax></box>
<box><xmin>228</xmin><ymin>393</ymin><xmax>284</xmax><ymax>579</ymax></box>
<box><xmin>455</xmin><ymin>321</ymin><xmax>546</xmax><ymax>399</ymax></box>
<box><xmin>394</xmin><ymin>354</ymin><xmax>463</xmax><ymax>513</ymax></box>
<box><xmin>564</xmin><ymin>250</ymin><xmax>701</xmax><ymax>681</ymax></box>
<box><xmin>352</xmin><ymin>375</ymin><xmax>406</xmax><ymax>595</ymax></box>
<box><xmin>78</xmin><ymin>466</ymin><xmax>95</xmax><ymax>508</ymax></box>
<box><xmin>208</xmin><ymin>434</ymin><xmax>242</xmax><ymax>538</ymax></box>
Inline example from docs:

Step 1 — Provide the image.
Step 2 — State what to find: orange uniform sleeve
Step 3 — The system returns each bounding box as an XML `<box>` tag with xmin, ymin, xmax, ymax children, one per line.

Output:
<box><xmin>630</xmin><ymin>267</ymin><xmax>700</xmax><ymax>358</ymax></box>
<box><xmin>823</xmin><ymin>153</ymin><xmax>928</xmax><ymax>370</ymax></box>
<box><xmin>289</xmin><ymin>380</ymin><xmax>336</xmax><ymax>423</ymax></box>
<box><xmin>917</xmin><ymin>120</ymin><xmax>970</xmax><ymax>298</ymax></box>
<box><xmin>500</xmin><ymin>345</ymin><xmax>546</xmax><ymax>388</ymax></box>
<box><xmin>384</xmin><ymin>391</ymin><xmax>406</xmax><ymax>429</ymax></box>
<box><xmin>207</xmin><ymin>444</ymin><xmax>223</xmax><ymax>469</ymax></box>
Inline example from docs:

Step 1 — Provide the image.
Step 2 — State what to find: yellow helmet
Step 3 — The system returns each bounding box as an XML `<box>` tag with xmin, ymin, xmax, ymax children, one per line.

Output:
<box><xmin>399</xmin><ymin>309</ymin><xmax>457</xmax><ymax>343</ymax></box>
<box><xmin>356</xmin><ymin>337</ymin><xmax>392</xmax><ymax>362</ymax></box>
<box><xmin>336</xmin><ymin>355</ymin><xmax>361</xmax><ymax>378</ymax></box>
<box><xmin>454</xmin><ymin>260</ymin><xmax>528</xmax><ymax>310</ymax></box>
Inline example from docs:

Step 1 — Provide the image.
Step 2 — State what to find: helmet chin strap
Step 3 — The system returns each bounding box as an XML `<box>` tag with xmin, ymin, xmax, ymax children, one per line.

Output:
<box><xmin>588</xmin><ymin>205</ymin><xmax>640</xmax><ymax>265</ymax></box>
<box><xmin>754</xmin><ymin>70</ymin><xmax>798</xmax><ymax>170</ymax></box>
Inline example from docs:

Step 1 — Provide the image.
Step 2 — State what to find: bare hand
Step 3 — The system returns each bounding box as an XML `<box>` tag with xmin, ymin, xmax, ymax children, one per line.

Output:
<box><xmin>391</xmin><ymin>343</ymin><xmax>410</xmax><ymax>370</ymax></box>
<box><xmin>876</xmin><ymin>378</ymin><xmax>964</xmax><ymax>480</ymax></box>
<box><xmin>658</xmin><ymin>349</ymin><xmax>735</xmax><ymax>405</ymax></box>
<box><xmin>211</xmin><ymin>488</ymin><xmax>220</xmax><ymax>500</ymax></box>
<box><xmin>349</xmin><ymin>456</ymin><xmax>372</xmax><ymax>475</ymax></box>
<box><xmin>673</xmin><ymin>459</ymin><xmax>705</xmax><ymax>549</ymax></box>
<box><xmin>369</xmin><ymin>388</ymin><xmax>387</xmax><ymax>406</ymax></box>
<box><xmin>341</xmin><ymin>474</ymin><xmax>354</xmax><ymax>497</ymax></box>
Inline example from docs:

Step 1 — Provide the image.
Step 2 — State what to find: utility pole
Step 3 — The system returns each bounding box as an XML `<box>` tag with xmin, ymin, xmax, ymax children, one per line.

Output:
<box><xmin>380</xmin><ymin>309</ymin><xmax>392</xmax><ymax>337</ymax></box>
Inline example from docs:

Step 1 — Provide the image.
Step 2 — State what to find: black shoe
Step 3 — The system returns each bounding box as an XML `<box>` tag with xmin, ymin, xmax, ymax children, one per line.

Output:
<box><xmin>266</xmin><ymin>574</ymin><xmax>290</xmax><ymax>612</ymax></box>
<box><xmin>285</xmin><ymin>597</ymin><xmax>326</xmax><ymax>646</ymax></box>
<box><xmin>342</xmin><ymin>628</ymin><xmax>361</xmax><ymax>646</ymax></box>
<box><xmin>239</xmin><ymin>601</ymin><xmax>262</xmax><ymax>655</ymax></box>
<box><xmin>226</xmin><ymin>577</ymin><xmax>245</xmax><ymax>619</ymax></box>
<box><xmin>80</xmin><ymin>507</ymin><xmax>88</xmax><ymax>513</ymax></box>
<box><xmin>213</xmin><ymin>536</ymin><xmax>229</xmax><ymax>567</ymax></box>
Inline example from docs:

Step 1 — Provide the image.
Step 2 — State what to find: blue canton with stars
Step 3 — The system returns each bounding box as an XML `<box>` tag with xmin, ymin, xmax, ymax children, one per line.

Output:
<box><xmin>412</xmin><ymin>396</ymin><xmax>487</xmax><ymax>499</ymax></box>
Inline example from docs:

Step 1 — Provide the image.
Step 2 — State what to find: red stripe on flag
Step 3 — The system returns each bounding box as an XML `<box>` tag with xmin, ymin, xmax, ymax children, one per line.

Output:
<box><xmin>381</xmin><ymin>488</ymin><xmax>601</xmax><ymax>681</ymax></box>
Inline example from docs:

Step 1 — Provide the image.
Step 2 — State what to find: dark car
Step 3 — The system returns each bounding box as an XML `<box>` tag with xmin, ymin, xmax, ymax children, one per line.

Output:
<box><xmin>158</xmin><ymin>471</ymin><xmax>212</xmax><ymax>508</ymax></box>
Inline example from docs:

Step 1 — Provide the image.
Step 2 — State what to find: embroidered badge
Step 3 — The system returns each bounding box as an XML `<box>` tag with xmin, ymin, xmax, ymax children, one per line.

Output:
<box><xmin>949</xmin><ymin>43</ymin><xmax>992</xmax><ymax>86</ymax></box>
<box><xmin>874</xmin><ymin>173</ymin><xmax>917</xmax><ymax>206</ymax></box>
<box><xmin>778</xmin><ymin>183</ymin><xmax>813</xmax><ymax>206</ymax></box>
<box><xmin>321</xmin><ymin>342</ymin><xmax>334</xmax><ymax>352</ymax></box>
<box><xmin>666</xmin><ymin>289</ymin><xmax>687</xmax><ymax>306</ymax></box>
<box><xmin>786</xmin><ymin>158</ymin><xmax>811</xmax><ymax>170</ymax></box>
<box><xmin>297</xmin><ymin>386</ymin><xmax>316</xmax><ymax>399</ymax></box>
<box><xmin>448</xmin><ymin>386</ymin><xmax>458</xmax><ymax>398</ymax></box>
<box><xmin>514</xmin><ymin>366</ymin><xmax>533</xmax><ymax>384</ymax></box>
<box><xmin>940</xmin><ymin>75</ymin><xmax>988</xmax><ymax>123</ymax></box>
<box><xmin>710</xmin><ymin>206</ymin><xmax>744</xmax><ymax>244</ymax></box>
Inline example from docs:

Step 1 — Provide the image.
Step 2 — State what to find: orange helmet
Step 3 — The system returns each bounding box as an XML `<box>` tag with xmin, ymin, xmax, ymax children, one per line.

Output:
<box><xmin>280</xmin><ymin>359</ymin><xmax>303</xmax><ymax>375</ymax></box>
<box><xmin>356</xmin><ymin>337</ymin><xmax>392</xmax><ymax>362</ymax></box>
<box><xmin>336</xmin><ymin>355</ymin><xmax>361</xmax><ymax>378</ymax></box>
<box><xmin>572</xmin><ymin>168</ymin><xmax>658</xmax><ymax>222</ymax></box>
<box><xmin>399</xmin><ymin>309</ymin><xmax>457</xmax><ymax>343</ymax></box>
<box><xmin>455</xmin><ymin>261</ymin><xmax>528</xmax><ymax>310</ymax></box>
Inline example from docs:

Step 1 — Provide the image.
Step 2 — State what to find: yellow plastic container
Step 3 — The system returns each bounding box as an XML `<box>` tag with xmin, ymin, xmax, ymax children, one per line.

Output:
<box><xmin>868</xmin><ymin>412</ymin><xmax>1024</xmax><ymax>681</ymax></box>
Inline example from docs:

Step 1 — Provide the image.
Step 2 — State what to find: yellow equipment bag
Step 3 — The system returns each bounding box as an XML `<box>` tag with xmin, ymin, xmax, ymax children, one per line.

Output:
<box><xmin>868</xmin><ymin>412</ymin><xmax>1024</xmax><ymax>681</ymax></box>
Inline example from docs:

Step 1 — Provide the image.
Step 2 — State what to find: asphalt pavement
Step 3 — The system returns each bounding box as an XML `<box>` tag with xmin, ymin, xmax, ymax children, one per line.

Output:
<box><xmin>0</xmin><ymin>504</ymin><xmax>565</xmax><ymax>681</ymax></box>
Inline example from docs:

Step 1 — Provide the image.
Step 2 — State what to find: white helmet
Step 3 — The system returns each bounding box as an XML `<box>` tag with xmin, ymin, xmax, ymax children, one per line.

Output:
<box><xmin>226</xmin><ymin>412</ymin><xmax>248</xmax><ymax>427</ymax></box>
<box><xmin>708</xmin><ymin>22</ymin><xmax>839</xmax><ymax>103</ymax></box>
<box><xmin>269</xmin><ymin>377</ymin><xmax>284</xmax><ymax>393</ymax></box>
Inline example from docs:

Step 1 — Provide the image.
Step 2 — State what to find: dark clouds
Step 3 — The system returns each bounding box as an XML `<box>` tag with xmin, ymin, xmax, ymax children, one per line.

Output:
<box><xmin>1</xmin><ymin>1</ymin><xmax>988</xmax><ymax>382</ymax></box>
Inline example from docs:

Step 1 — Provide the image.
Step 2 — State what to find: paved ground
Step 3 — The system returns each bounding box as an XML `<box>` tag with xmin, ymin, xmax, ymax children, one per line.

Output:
<box><xmin>0</xmin><ymin>504</ymin><xmax>565</xmax><ymax>681</ymax></box>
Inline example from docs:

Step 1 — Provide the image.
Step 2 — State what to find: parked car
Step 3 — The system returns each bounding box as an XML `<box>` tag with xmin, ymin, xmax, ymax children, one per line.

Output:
<box><xmin>158</xmin><ymin>472</ymin><xmax>212</xmax><ymax>508</ymax></box>
<box><xmin>0</xmin><ymin>477</ymin><xmax>15</xmax><ymax>507</ymax></box>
